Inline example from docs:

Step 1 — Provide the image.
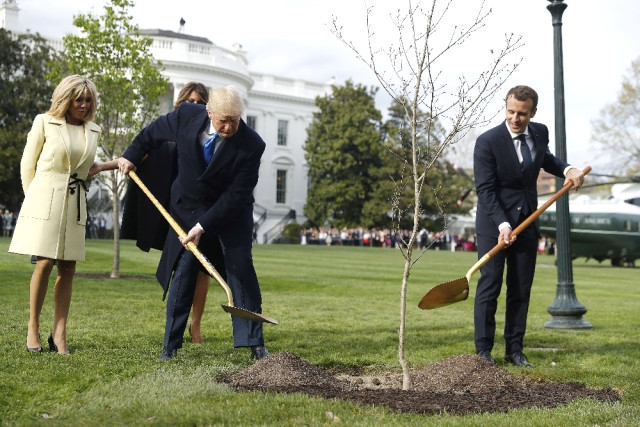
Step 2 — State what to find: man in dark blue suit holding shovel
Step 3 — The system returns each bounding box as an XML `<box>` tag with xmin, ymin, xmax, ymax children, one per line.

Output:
<box><xmin>117</xmin><ymin>85</ymin><xmax>269</xmax><ymax>361</ymax></box>
<box><xmin>473</xmin><ymin>85</ymin><xmax>584</xmax><ymax>367</ymax></box>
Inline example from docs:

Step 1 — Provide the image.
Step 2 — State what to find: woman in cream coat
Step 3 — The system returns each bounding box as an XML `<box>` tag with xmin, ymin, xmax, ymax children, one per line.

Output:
<box><xmin>10</xmin><ymin>75</ymin><xmax>101</xmax><ymax>355</ymax></box>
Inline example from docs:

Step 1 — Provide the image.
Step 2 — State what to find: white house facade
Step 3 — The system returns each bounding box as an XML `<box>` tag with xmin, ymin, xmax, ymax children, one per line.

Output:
<box><xmin>2</xmin><ymin>1</ymin><xmax>332</xmax><ymax>242</ymax></box>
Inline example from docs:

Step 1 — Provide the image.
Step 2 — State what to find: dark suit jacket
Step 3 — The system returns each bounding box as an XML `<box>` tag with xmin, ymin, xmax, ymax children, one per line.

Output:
<box><xmin>122</xmin><ymin>103</ymin><xmax>265</xmax><ymax>291</ymax></box>
<box><xmin>473</xmin><ymin>121</ymin><xmax>568</xmax><ymax>237</ymax></box>
<box><xmin>120</xmin><ymin>141</ymin><xmax>177</xmax><ymax>252</ymax></box>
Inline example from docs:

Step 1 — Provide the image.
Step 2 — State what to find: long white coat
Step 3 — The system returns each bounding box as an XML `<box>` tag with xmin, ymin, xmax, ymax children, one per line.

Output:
<box><xmin>9</xmin><ymin>114</ymin><xmax>101</xmax><ymax>260</ymax></box>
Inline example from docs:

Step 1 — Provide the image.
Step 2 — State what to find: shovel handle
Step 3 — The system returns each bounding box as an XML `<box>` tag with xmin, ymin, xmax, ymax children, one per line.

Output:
<box><xmin>484</xmin><ymin>165</ymin><xmax>591</xmax><ymax>260</ymax></box>
<box><xmin>128</xmin><ymin>170</ymin><xmax>235</xmax><ymax>307</ymax></box>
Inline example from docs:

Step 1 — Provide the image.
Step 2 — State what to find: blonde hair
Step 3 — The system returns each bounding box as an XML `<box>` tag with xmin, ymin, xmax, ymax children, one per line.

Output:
<box><xmin>207</xmin><ymin>85</ymin><xmax>245</xmax><ymax>117</ymax></box>
<box><xmin>47</xmin><ymin>75</ymin><xmax>99</xmax><ymax>122</ymax></box>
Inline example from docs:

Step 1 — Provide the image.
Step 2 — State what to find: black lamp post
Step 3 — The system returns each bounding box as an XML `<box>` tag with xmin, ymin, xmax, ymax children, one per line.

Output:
<box><xmin>544</xmin><ymin>0</ymin><xmax>592</xmax><ymax>329</ymax></box>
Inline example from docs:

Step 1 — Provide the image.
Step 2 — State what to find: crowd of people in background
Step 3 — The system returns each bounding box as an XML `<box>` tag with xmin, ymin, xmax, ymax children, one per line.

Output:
<box><xmin>299</xmin><ymin>227</ymin><xmax>477</xmax><ymax>252</ymax></box>
<box><xmin>298</xmin><ymin>226</ymin><xmax>556</xmax><ymax>257</ymax></box>
<box><xmin>85</xmin><ymin>214</ymin><xmax>108</xmax><ymax>239</ymax></box>
<box><xmin>2</xmin><ymin>209</ymin><xmax>17</xmax><ymax>237</ymax></box>
<box><xmin>7</xmin><ymin>206</ymin><xmax>556</xmax><ymax>257</ymax></box>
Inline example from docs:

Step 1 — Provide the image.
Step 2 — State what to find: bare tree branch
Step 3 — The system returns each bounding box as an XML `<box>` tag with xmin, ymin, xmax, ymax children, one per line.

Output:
<box><xmin>331</xmin><ymin>0</ymin><xmax>522</xmax><ymax>390</ymax></box>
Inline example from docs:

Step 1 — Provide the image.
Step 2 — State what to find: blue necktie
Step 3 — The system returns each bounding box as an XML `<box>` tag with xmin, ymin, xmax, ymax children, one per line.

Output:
<box><xmin>203</xmin><ymin>132</ymin><xmax>218</xmax><ymax>163</ymax></box>
<box><xmin>518</xmin><ymin>134</ymin><xmax>532</xmax><ymax>172</ymax></box>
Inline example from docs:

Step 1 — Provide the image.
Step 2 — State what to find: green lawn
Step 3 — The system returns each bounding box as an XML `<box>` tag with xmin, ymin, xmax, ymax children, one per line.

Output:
<box><xmin>1</xmin><ymin>237</ymin><xmax>638</xmax><ymax>425</ymax></box>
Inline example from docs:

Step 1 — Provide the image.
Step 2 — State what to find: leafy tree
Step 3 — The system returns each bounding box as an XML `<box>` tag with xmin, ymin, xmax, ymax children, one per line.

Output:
<box><xmin>0</xmin><ymin>29</ymin><xmax>59</xmax><ymax>210</ymax></box>
<box><xmin>304</xmin><ymin>80</ymin><xmax>383</xmax><ymax>228</ymax></box>
<box><xmin>591</xmin><ymin>56</ymin><xmax>640</xmax><ymax>175</ymax></box>
<box><xmin>369</xmin><ymin>99</ymin><xmax>474</xmax><ymax>232</ymax></box>
<box><xmin>51</xmin><ymin>0</ymin><xmax>169</xmax><ymax>277</ymax></box>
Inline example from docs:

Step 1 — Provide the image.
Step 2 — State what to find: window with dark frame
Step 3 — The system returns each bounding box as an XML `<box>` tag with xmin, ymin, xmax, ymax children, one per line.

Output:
<box><xmin>277</xmin><ymin>119</ymin><xmax>288</xmax><ymax>146</ymax></box>
<box><xmin>246</xmin><ymin>115</ymin><xmax>257</xmax><ymax>129</ymax></box>
<box><xmin>276</xmin><ymin>169</ymin><xmax>287</xmax><ymax>204</ymax></box>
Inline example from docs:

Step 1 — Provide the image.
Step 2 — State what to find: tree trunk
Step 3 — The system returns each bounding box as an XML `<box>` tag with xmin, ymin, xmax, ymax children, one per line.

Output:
<box><xmin>399</xmin><ymin>264</ymin><xmax>411</xmax><ymax>390</ymax></box>
<box><xmin>399</xmin><ymin>176</ymin><xmax>421</xmax><ymax>391</ymax></box>
<box><xmin>110</xmin><ymin>171</ymin><xmax>121</xmax><ymax>279</ymax></box>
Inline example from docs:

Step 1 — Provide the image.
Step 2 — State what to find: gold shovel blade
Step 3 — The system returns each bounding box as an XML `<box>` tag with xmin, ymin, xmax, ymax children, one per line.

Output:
<box><xmin>418</xmin><ymin>277</ymin><xmax>469</xmax><ymax>310</ymax></box>
<box><xmin>222</xmin><ymin>305</ymin><xmax>279</xmax><ymax>325</ymax></box>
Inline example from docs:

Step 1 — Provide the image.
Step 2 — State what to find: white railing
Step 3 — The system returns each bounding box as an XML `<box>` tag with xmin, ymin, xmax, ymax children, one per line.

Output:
<box><xmin>250</xmin><ymin>73</ymin><xmax>330</xmax><ymax>99</ymax></box>
<box><xmin>149</xmin><ymin>36</ymin><xmax>249</xmax><ymax>76</ymax></box>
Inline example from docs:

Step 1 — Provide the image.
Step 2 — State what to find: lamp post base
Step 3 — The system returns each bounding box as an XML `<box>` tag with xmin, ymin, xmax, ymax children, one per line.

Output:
<box><xmin>544</xmin><ymin>282</ymin><xmax>593</xmax><ymax>329</ymax></box>
<box><xmin>544</xmin><ymin>315</ymin><xmax>592</xmax><ymax>329</ymax></box>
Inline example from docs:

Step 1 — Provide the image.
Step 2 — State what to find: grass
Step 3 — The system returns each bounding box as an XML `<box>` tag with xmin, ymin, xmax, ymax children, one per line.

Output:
<box><xmin>0</xmin><ymin>237</ymin><xmax>638</xmax><ymax>425</ymax></box>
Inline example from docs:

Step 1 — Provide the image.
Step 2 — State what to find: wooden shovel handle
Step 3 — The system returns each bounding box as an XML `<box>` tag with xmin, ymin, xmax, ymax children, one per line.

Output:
<box><xmin>485</xmin><ymin>165</ymin><xmax>592</xmax><ymax>260</ymax></box>
<box><xmin>128</xmin><ymin>170</ymin><xmax>235</xmax><ymax>307</ymax></box>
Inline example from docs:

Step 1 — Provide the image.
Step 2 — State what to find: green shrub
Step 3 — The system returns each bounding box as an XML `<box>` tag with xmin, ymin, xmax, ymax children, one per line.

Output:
<box><xmin>280</xmin><ymin>222</ymin><xmax>303</xmax><ymax>244</ymax></box>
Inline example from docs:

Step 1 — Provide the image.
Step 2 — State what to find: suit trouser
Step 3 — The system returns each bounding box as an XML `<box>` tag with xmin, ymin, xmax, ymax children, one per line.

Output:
<box><xmin>163</xmin><ymin>208</ymin><xmax>264</xmax><ymax>350</ymax></box>
<box><xmin>474</xmin><ymin>221</ymin><xmax>538</xmax><ymax>354</ymax></box>
<box><xmin>163</xmin><ymin>250</ymin><xmax>199</xmax><ymax>350</ymax></box>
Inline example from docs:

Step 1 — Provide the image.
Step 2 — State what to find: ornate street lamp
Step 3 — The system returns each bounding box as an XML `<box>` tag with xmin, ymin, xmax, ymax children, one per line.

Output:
<box><xmin>544</xmin><ymin>0</ymin><xmax>592</xmax><ymax>329</ymax></box>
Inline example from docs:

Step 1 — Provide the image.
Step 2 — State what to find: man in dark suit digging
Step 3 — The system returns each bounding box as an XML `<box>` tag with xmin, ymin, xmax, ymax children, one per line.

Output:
<box><xmin>473</xmin><ymin>85</ymin><xmax>584</xmax><ymax>367</ymax></box>
<box><xmin>117</xmin><ymin>85</ymin><xmax>268</xmax><ymax>361</ymax></box>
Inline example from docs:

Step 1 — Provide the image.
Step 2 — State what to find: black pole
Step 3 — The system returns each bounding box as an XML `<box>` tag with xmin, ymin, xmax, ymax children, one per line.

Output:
<box><xmin>544</xmin><ymin>0</ymin><xmax>591</xmax><ymax>329</ymax></box>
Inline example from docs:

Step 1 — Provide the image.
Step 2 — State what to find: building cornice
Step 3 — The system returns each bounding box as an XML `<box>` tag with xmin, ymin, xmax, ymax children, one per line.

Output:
<box><xmin>248</xmin><ymin>90</ymin><xmax>319</xmax><ymax>106</ymax></box>
<box><xmin>139</xmin><ymin>28</ymin><xmax>212</xmax><ymax>44</ymax></box>
<box><xmin>161</xmin><ymin>60</ymin><xmax>254</xmax><ymax>87</ymax></box>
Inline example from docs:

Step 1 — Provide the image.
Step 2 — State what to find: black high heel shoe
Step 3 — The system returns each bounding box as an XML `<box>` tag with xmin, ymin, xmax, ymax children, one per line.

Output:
<box><xmin>48</xmin><ymin>333</ymin><xmax>58</xmax><ymax>353</ymax></box>
<box><xmin>26</xmin><ymin>333</ymin><xmax>42</xmax><ymax>353</ymax></box>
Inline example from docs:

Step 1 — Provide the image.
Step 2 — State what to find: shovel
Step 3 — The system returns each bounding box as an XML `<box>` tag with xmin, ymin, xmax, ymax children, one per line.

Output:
<box><xmin>418</xmin><ymin>166</ymin><xmax>591</xmax><ymax>310</ymax></box>
<box><xmin>128</xmin><ymin>170</ymin><xmax>278</xmax><ymax>325</ymax></box>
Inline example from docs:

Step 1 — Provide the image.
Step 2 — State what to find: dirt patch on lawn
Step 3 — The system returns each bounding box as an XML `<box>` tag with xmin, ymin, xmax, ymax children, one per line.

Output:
<box><xmin>76</xmin><ymin>272</ymin><xmax>155</xmax><ymax>280</ymax></box>
<box><xmin>222</xmin><ymin>352</ymin><xmax>620</xmax><ymax>416</ymax></box>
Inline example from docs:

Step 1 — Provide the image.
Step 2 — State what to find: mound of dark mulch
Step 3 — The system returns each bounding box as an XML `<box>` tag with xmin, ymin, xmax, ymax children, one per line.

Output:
<box><xmin>222</xmin><ymin>352</ymin><xmax>620</xmax><ymax>416</ymax></box>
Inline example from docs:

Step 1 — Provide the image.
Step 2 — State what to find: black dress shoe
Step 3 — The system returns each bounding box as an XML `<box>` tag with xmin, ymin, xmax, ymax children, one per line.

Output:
<box><xmin>505</xmin><ymin>351</ymin><xmax>534</xmax><ymax>367</ymax></box>
<box><xmin>250</xmin><ymin>345</ymin><xmax>269</xmax><ymax>360</ymax></box>
<box><xmin>158</xmin><ymin>347</ymin><xmax>177</xmax><ymax>361</ymax></box>
<box><xmin>477</xmin><ymin>350</ymin><xmax>495</xmax><ymax>364</ymax></box>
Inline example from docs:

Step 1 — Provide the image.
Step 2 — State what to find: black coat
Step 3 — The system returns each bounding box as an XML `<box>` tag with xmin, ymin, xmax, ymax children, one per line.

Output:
<box><xmin>122</xmin><ymin>103</ymin><xmax>265</xmax><ymax>293</ymax></box>
<box><xmin>120</xmin><ymin>140</ymin><xmax>177</xmax><ymax>252</ymax></box>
